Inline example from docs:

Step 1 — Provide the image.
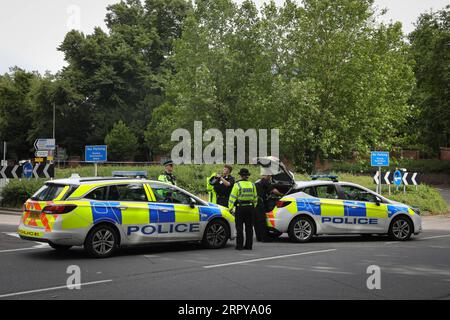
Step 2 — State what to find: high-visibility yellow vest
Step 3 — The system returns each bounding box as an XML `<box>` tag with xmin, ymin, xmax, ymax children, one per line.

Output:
<box><xmin>228</xmin><ymin>180</ymin><xmax>257</xmax><ymax>211</ymax></box>
<box><xmin>206</xmin><ymin>172</ymin><xmax>217</xmax><ymax>203</ymax></box>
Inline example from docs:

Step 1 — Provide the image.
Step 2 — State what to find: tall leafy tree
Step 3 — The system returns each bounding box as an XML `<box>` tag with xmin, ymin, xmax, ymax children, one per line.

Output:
<box><xmin>409</xmin><ymin>5</ymin><xmax>449</xmax><ymax>153</ymax></box>
<box><xmin>58</xmin><ymin>0</ymin><xmax>190</xmax><ymax>159</ymax></box>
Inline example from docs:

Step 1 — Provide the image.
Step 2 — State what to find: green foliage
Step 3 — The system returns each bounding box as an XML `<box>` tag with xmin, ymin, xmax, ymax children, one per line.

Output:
<box><xmin>0</xmin><ymin>179</ymin><xmax>44</xmax><ymax>208</ymax></box>
<box><xmin>408</xmin><ymin>6</ymin><xmax>450</xmax><ymax>150</ymax></box>
<box><xmin>104</xmin><ymin>120</ymin><xmax>138</xmax><ymax>160</ymax></box>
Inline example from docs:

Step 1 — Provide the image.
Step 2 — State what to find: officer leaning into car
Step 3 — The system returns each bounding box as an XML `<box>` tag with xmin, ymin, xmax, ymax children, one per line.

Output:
<box><xmin>158</xmin><ymin>159</ymin><xmax>177</xmax><ymax>185</ymax></box>
<box><xmin>255</xmin><ymin>174</ymin><xmax>283</xmax><ymax>242</ymax></box>
<box><xmin>208</xmin><ymin>164</ymin><xmax>235</xmax><ymax>207</ymax></box>
<box><xmin>228</xmin><ymin>168</ymin><xmax>257</xmax><ymax>250</ymax></box>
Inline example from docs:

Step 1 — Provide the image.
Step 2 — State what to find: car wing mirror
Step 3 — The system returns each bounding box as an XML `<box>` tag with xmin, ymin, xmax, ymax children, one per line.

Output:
<box><xmin>375</xmin><ymin>197</ymin><xmax>381</xmax><ymax>206</ymax></box>
<box><xmin>189</xmin><ymin>197</ymin><xmax>196</xmax><ymax>208</ymax></box>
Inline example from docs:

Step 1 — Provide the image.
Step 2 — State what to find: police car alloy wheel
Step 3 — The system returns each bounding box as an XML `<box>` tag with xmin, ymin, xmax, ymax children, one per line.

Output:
<box><xmin>202</xmin><ymin>220</ymin><xmax>229</xmax><ymax>249</ymax></box>
<box><xmin>49</xmin><ymin>243</ymin><xmax>72</xmax><ymax>251</ymax></box>
<box><xmin>85</xmin><ymin>225</ymin><xmax>118</xmax><ymax>258</ymax></box>
<box><xmin>288</xmin><ymin>216</ymin><xmax>315</xmax><ymax>243</ymax></box>
<box><xmin>389</xmin><ymin>217</ymin><xmax>413</xmax><ymax>241</ymax></box>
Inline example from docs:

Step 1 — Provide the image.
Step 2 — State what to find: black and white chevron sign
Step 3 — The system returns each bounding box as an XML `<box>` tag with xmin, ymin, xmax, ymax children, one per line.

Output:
<box><xmin>0</xmin><ymin>164</ymin><xmax>54</xmax><ymax>179</ymax></box>
<box><xmin>373</xmin><ymin>171</ymin><xmax>421</xmax><ymax>185</ymax></box>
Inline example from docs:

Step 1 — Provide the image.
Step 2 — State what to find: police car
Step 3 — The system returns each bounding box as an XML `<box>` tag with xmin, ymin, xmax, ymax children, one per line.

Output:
<box><xmin>18</xmin><ymin>177</ymin><xmax>236</xmax><ymax>258</ymax></box>
<box><xmin>255</xmin><ymin>157</ymin><xmax>422</xmax><ymax>243</ymax></box>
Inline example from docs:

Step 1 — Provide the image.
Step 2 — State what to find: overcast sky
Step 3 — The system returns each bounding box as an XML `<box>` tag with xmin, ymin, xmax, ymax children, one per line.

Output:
<box><xmin>0</xmin><ymin>0</ymin><xmax>447</xmax><ymax>74</ymax></box>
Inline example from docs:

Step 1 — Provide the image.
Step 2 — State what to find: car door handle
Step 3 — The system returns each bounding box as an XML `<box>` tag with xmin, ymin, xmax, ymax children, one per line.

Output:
<box><xmin>161</xmin><ymin>209</ymin><xmax>169</xmax><ymax>213</ymax></box>
<box><xmin>349</xmin><ymin>205</ymin><xmax>358</xmax><ymax>209</ymax></box>
<box><xmin>119</xmin><ymin>206</ymin><xmax>128</xmax><ymax>210</ymax></box>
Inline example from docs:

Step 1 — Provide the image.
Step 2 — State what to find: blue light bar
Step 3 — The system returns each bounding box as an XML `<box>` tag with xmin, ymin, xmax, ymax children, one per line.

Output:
<box><xmin>310</xmin><ymin>174</ymin><xmax>339</xmax><ymax>182</ymax></box>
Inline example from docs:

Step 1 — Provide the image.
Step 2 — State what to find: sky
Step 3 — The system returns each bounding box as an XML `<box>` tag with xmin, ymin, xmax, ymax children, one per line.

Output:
<box><xmin>0</xmin><ymin>0</ymin><xmax>448</xmax><ymax>74</ymax></box>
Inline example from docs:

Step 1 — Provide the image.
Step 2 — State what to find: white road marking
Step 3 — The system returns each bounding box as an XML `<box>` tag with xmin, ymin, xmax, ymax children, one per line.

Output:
<box><xmin>203</xmin><ymin>249</ymin><xmax>337</xmax><ymax>269</ymax></box>
<box><xmin>0</xmin><ymin>246</ymin><xmax>48</xmax><ymax>253</ymax></box>
<box><xmin>0</xmin><ymin>279</ymin><xmax>113</xmax><ymax>299</ymax></box>
<box><xmin>3</xmin><ymin>232</ymin><xmax>19</xmax><ymax>238</ymax></box>
<box><xmin>419</xmin><ymin>235</ymin><xmax>450</xmax><ymax>240</ymax></box>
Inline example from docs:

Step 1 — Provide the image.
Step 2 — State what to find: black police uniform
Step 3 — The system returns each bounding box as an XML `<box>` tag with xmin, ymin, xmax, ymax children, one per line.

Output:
<box><xmin>254</xmin><ymin>178</ymin><xmax>275</xmax><ymax>242</ymax></box>
<box><xmin>210</xmin><ymin>175</ymin><xmax>235</xmax><ymax>207</ymax></box>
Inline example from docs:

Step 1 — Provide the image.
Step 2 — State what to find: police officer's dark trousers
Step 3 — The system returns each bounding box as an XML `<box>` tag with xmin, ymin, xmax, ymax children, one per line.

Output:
<box><xmin>235</xmin><ymin>204</ymin><xmax>254</xmax><ymax>250</ymax></box>
<box><xmin>254</xmin><ymin>198</ymin><xmax>268</xmax><ymax>241</ymax></box>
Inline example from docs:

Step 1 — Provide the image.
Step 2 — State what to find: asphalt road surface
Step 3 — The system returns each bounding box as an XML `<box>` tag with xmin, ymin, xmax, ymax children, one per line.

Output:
<box><xmin>0</xmin><ymin>213</ymin><xmax>449</xmax><ymax>300</ymax></box>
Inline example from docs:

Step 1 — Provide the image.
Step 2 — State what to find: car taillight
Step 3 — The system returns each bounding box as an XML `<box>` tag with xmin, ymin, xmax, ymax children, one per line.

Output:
<box><xmin>42</xmin><ymin>205</ymin><xmax>77</xmax><ymax>214</ymax></box>
<box><xmin>276</xmin><ymin>200</ymin><xmax>291</xmax><ymax>208</ymax></box>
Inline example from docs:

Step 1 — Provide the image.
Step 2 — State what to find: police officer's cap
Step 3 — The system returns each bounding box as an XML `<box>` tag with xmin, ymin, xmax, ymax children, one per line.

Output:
<box><xmin>163</xmin><ymin>159</ymin><xmax>174</xmax><ymax>166</ymax></box>
<box><xmin>238</xmin><ymin>168</ymin><xmax>251</xmax><ymax>176</ymax></box>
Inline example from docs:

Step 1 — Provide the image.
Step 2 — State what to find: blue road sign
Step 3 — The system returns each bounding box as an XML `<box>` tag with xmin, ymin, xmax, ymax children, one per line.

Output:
<box><xmin>394</xmin><ymin>170</ymin><xmax>402</xmax><ymax>186</ymax></box>
<box><xmin>22</xmin><ymin>162</ymin><xmax>33</xmax><ymax>179</ymax></box>
<box><xmin>85</xmin><ymin>145</ymin><xmax>107</xmax><ymax>163</ymax></box>
<box><xmin>370</xmin><ymin>151</ymin><xmax>389</xmax><ymax>167</ymax></box>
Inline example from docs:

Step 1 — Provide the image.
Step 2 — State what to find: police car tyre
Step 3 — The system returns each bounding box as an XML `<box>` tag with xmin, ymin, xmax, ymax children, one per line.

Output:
<box><xmin>288</xmin><ymin>216</ymin><xmax>315</xmax><ymax>243</ymax></box>
<box><xmin>389</xmin><ymin>216</ymin><xmax>413</xmax><ymax>241</ymax></box>
<box><xmin>202</xmin><ymin>219</ymin><xmax>230</xmax><ymax>249</ymax></box>
<box><xmin>85</xmin><ymin>224</ymin><xmax>119</xmax><ymax>258</ymax></box>
<box><xmin>49</xmin><ymin>243</ymin><xmax>72</xmax><ymax>251</ymax></box>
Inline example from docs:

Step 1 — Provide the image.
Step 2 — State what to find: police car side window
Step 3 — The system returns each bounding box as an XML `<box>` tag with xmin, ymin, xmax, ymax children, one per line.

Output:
<box><xmin>109</xmin><ymin>184</ymin><xmax>148</xmax><ymax>202</ymax></box>
<box><xmin>85</xmin><ymin>186</ymin><xmax>108</xmax><ymax>201</ymax></box>
<box><xmin>302</xmin><ymin>187</ymin><xmax>316</xmax><ymax>197</ymax></box>
<box><xmin>315</xmin><ymin>185</ymin><xmax>338</xmax><ymax>199</ymax></box>
<box><xmin>341</xmin><ymin>185</ymin><xmax>378</xmax><ymax>203</ymax></box>
<box><xmin>150</xmin><ymin>184</ymin><xmax>191</xmax><ymax>205</ymax></box>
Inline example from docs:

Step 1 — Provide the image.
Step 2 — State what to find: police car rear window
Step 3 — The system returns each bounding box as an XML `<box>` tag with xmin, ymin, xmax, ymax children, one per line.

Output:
<box><xmin>31</xmin><ymin>184</ymin><xmax>67</xmax><ymax>201</ymax></box>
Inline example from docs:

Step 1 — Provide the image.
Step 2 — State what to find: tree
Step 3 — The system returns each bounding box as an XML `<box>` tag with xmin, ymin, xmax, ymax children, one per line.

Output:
<box><xmin>0</xmin><ymin>68</ymin><xmax>38</xmax><ymax>159</ymax></box>
<box><xmin>105</xmin><ymin>120</ymin><xmax>138</xmax><ymax>161</ymax></box>
<box><xmin>409</xmin><ymin>5</ymin><xmax>450</xmax><ymax>153</ymax></box>
<box><xmin>58</xmin><ymin>0</ymin><xmax>190</xmax><ymax>159</ymax></box>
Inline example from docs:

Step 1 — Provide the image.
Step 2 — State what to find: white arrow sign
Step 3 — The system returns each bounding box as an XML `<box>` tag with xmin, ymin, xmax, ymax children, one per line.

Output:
<box><xmin>402</xmin><ymin>172</ymin><xmax>409</xmax><ymax>185</ymax></box>
<box><xmin>384</xmin><ymin>171</ymin><xmax>391</xmax><ymax>185</ymax></box>
<box><xmin>411</xmin><ymin>172</ymin><xmax>418</xmax><ymax>185</ymax></box>
<box><xmin>33</xmin><ymin>164</ymin><xmax>40</xmax><ymax>179</ymax></box>
<box><xmin>35</xmin><ymin>150</ymin><xmax>50</xmax><ymax>157</ymax></box>
<box><xmin>373</xmin><ymin>171</ymin><xmax>380</xmax><ymax>185</ymax></box>
<box><xmin>11</xmin><ymin>165</ymin><xmax>19</xmax><ymax>179</ymax></box>
<box><xmin>43</xmin><ymin>163</ymin><xmax>51</xmax><ymax>179</ymax></box>
<box><xmin>34</xmin><ymin>139</ymin><xmax>55</xmax><ymax>151</ymax></box>
<box><xmin>0</xmin><ymin>166</ymin><xmax>6</xmax><ymax>179</ymax></box>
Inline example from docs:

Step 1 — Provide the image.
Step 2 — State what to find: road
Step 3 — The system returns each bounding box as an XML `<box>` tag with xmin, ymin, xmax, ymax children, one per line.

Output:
<box><xmin>0</xmin><ymin>214</ymin><xmax>449</xmax><ymax>300</ymax></box>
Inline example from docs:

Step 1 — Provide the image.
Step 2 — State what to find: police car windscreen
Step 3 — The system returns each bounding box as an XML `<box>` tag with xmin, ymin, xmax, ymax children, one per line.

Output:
<box><xmin>31</xmin><ymin>184</ymin><xmax>67</xmax><ymax>201</ymax></box>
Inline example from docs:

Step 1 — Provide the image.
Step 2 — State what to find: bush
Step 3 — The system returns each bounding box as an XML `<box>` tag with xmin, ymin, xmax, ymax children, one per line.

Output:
<box><xmin>104</xmin><ymin>121</ymin><xmax>138</xmax><ymax>161</ymax></box>
<box><xmin>0</xmin><ymin>179</ymin><xmax>44</xmax><ymax>208</ymax></box>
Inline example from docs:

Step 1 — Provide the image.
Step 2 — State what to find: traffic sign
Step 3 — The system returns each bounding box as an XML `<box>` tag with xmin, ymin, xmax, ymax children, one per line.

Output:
<box><xmin>394</xmin><ymin>170</ymin><xmax>402</xmax><ymax>186</ymax></box>
<box><xmin>22</xmin><ymin>163</ymin><xmax>33</xmax><ymax>178</ymax></box>
<box><xmin>35</xmin><ymin>150</ymin><xmax>50</xmax><ymax>157</ymax></box>
<box><xmin>85</xmin><ymin>145</ymin><xmax>107</xmax><ymax>162</ymax></box>
<box><xmin>370</xmin><ymin>151</ymin><xmax>389</xmax><ymax>167</ymax></box>
<box><xmin>34</xmin><ymin>138</ymin><xmax>55</xmax><ymax>150</ymax></box>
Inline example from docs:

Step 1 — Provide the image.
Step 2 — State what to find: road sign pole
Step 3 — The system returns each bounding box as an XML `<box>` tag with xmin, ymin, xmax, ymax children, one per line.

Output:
<box><xmin>378</xmin><ymin>166</ymin><xmax>382</xmax><ymax>195</ymax></box>
<box><xmin>94</xmin><ymin>163</ymin><xmax>98</xmax><ymax>177</ymax></box>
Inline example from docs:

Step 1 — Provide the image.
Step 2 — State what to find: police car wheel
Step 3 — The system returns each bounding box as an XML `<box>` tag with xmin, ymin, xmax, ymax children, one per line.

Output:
<box><xmin>49</xmin><ymin>243</ymin><xmax>72</xmax><ymax>251</ymax></box>
<box><xmin>288</xmin><ymin>216</ymin><xmax>314</xmax><ymax>243</ymax></box>
<box><xmin>389</xmin><ymin>217</ymin><xmax>413</xmax><ymax>241</ymax></box>
<box><xmin>85</xmin><ymin>225</ymin><xmax>118</xmax><ymax>258</ymax></box>
<box><xmin>202</xmin><ymin>220</ymin><xmax>229</xmax><ymax>249</ymax></box>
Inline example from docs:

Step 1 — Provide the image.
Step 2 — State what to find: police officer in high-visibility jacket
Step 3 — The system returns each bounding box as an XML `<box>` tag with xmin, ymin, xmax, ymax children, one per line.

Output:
<box><xmin>158</xmin><ymin>159</ymin><xmax>176</xmax><ymax>185</ymax></box>
<box><xmin>206</xmin><ymin>172</ymin><xmax>217</xmax><ymax>203</ymax></box>
<box><xmin>228</xmin><ymin>168</ymin><xmax>257</xmax><ymax>250</ymax></box>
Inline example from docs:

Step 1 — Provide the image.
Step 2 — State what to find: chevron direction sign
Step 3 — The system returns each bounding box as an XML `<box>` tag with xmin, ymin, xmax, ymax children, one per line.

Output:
<box><xmin>373</xmin><ymin>171</ymin><xmax>421</xmax><ymax>185</ymax></box>
<box><xmin>0</xmin><ymin>164</ymin><xmax>54</xmax><ymax>179</ymax></box>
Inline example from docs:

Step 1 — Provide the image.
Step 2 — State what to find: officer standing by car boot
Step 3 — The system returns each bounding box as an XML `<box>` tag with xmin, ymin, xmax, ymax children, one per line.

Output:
<box><xmin>158</xmin><ymin>159</ymin><xmax>177</xmax><ymax>185</ymax></box>
<box><xmin>229</xmin><ymin>168</ymin><xmax>257</xmax><ymax>250</ymax></box>
<box><xmin>255</xmin><ymin>175</ymin><xmax>283</xmax><ymax>242</ymax></box>
<box><xmin>209</xmin><ymin>165</ymin><xmax>235</xmax><ymax>207</ymax></box>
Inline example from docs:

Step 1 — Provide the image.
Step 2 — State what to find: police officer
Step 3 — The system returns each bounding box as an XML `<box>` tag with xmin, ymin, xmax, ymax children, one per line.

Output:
<box><xmin>208</xmin><ymin>165</ymin><xmax>235</xmax><ymax>207</ymax></box>
<box><xmin>255</xmin><ymin>175</ymin><xmax>283</xmax><ymax>242</ymax></box>
<box><xmin>158</xmin><ymin>159</ymin><xmax>176</xmax><ymax>185</ymax></box>
<box><xmin>228</xmin><ymin>168</ymin><xmax>257</xmax><ymax>250</ymax></box>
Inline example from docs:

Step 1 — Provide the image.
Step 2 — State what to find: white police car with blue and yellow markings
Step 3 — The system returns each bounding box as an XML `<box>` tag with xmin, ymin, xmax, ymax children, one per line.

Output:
<box><xmin>18</xmin><ymin>177</ymin><xmax>236</xmax><ymax>258</ymax></box>
<box><xmin>266</xmin><ymin>177</ymin><xmax>422</xmax><ymax>243</ymax></box>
